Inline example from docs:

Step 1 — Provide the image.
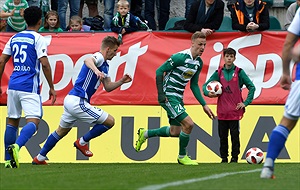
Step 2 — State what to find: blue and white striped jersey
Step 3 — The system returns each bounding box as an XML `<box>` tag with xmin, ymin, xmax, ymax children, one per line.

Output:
<box><xmin>69</xmin><ymin>52</ymin><xmax>109</xmax><ymax>102</ymax></box>
<box><xmin>2</xmin><ymin>30</ymin><xmax>48</xmax><ymax>94</ymax></box>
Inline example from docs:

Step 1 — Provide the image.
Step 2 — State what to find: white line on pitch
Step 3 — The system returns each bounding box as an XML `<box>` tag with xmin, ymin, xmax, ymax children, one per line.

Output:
<box><xmin>138</xmin><ymin>168</ymin><xmax>261</xmax><ymax>190</ymax></box>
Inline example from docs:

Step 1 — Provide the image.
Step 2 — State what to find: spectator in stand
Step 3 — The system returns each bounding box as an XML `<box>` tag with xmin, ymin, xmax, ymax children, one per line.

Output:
<box><xmin>111</xmin><ymin>0</ymin><xmax>147</xmax><ymax>44</ymax></box>
<box><xmin>79</xmin><ymin>0</ymin><xmax>99</xmax><ymax>17</ymax></box>
<box><xmin>184</xmin><ymin>0</ymin><xmax>224</xmax><ymax>36</ymax></box>
<box><xmin>185</xmin><ymin>0</ymin><xmax>197</xmax><ymax>18</ymax></box>
<box><xmin>39</xmin><ymin>10</ymin><xmax>63</xmax><ymax>32</ymax></box>
<box><xmin>26</xmin><ymin>0</ymin><xmax>40</xmax><ymax>7</ymax></box>
<box><xmin>101</xmin><ymin>0</ymin><xmax>116</xmax><ymax>31</ymax></box>
<box><xmin>1</xmin><ymin>0</ymin><xmax>29</xmax><ymax>32</ymax></box>
<box><xmin>144</xmin><ymin>0</ymin><xmax>171</xmax><ymax>30</ymax></box>
<box><xmin>0</xmin><ymin>18</ymin><xmax>7</xmax><ymax>32</ymax></box>
<box><xmin>68</xmin><ymin>15</ymin><xmax>90</xmax><ymax>31</ymax></box>
<box><xmin>228</xmin><ymin>0</ymin><xmax>269</xmax><ymax>32</ymax></box>
<box><xmin>58</xmin><ymin>0</ymin><xmax>80</xmax><ymax>31</ymax></box>
<box><xmin>284</xmin><ymin>0</ymin><xmax>300</xmax><ymax>30</ymax></box>
<box><xmin>51</xmin><ymin>0</ymin><xmax>58</xmax><ymax>11</ymax></box>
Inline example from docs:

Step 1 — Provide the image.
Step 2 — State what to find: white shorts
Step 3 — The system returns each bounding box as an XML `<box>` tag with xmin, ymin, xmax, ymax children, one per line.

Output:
<box><xmin>284</xmin><ymin>80</ymin><xmax>300</xmax><ymax>120</ymax></box>
<box><xmin>7</xmin><ymin>89</ymin><xmax>42</xmax><ymax>119</ymax></box>
<box><xmin>60</xmin><ymin>95</ymin><xmax>109</xmax><ymax>128</ymax></box>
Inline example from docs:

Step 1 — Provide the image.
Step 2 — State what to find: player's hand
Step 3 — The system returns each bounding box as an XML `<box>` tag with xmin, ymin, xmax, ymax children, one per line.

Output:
<box><xmin>19</xmin><ymin>8</ymin><xmax>24</xmax><ymax>17</ymax></box>
<box><xmin>49</xmin><ymin>88</ymin><xmax>57</xmax><ymax>105</ymax></box>
<box><xmin>208</xmin><ymin>91</ymin><xmax>219</xmax><ymax>98</ymax></box>
<box><xmin>10</xmin><ymin>8</ymin><xmax>16</xmax><ymax>16</ymax></box>
<box><xmin>202</xmin><ymin>105</ymin><xmax>216</xmax><ymax>119</ymax></box>
<box><xmin>280</xmin><ymin>74</ymin><xmax>292</xmax><ymax>90</ymax></box>
<box><xmin>121</xmin><ymin>73</ymin><xmax>132</xmax><ymax>83</ymax></box>
<box><xmin>95</xmin><ymin>70</ymin><xmax>105</xmax><ymax>81</ymax></box>
<box><xmin>236</xmin><ymin>102</ymin><xmax>245</xmax><ymax>110</ymax></box>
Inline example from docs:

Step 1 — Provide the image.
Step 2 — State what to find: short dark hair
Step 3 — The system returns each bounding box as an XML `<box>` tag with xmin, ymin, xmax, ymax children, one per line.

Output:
<box><xmin>24</xmin><ymin>6</ymin><xmax>42</xmax><ymax>27</ymax></box>
<box><xmin>101</xmin><ymin>36</ymin><xmax>120</xmax><ymax>49</ymax></box>
<box><xmin>223</xmin><ymin>47</ymin><xmax>236</xmax><ymax>56</ymax></box>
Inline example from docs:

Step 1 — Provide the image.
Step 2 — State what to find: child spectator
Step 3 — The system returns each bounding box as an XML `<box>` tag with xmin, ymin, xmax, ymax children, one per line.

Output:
<box><xmin>1</xmin><ymin>0</ymin><xmax>29</xmax><ymax>32</ymax></box>
<box><xmin>39</xmin><ymin>10</ymin><xmax>63</xmax><ymax>32</ymax></box>
<box><xmin>203</xmin><ymin>48</ymin><xmax>255</xmax><ymax>163</ymax></box>
<box><xmin>68</xmin><ymin>15</ymin><xmax>90</xmax><ymax>31</ymax></box>
<box><xmin>0</xmin><ymin>18</ymin><xmax>7</xmax><ymax>32</ymax></box>
<box><xmin>111</xmin><ymin>0</ymin><xmax>148</xmax><ymax>44</ymax></box>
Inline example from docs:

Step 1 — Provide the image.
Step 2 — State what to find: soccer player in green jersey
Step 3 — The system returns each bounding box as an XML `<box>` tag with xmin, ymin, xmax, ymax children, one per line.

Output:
<box><xmin>135</xmin><ymin>31</ymin><xmax>215</xmax><ymax>165</ymax></box>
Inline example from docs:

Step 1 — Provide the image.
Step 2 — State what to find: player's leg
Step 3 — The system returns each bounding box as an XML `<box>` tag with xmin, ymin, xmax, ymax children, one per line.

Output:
<box><xmin>33</xmin><ymin>125</ymin><xmax>72</xmax><ymax>165</ymax></box>
<box><xmin>4</xmin><ymin>90</ymin><xmax>22</xmax><ymax>168</ymax></box>
<box><xmin>177</xmin><ymin>114</ymin><xmax>198</xmax><ymax>165</ymax></box>
<box><xmin>69</xmin><ymin>96</ymin><xmax>112</xmax><ymax>156</ymax></box>
<box><xmin>229</xmin><ymin>120</ymin><xmax>240</xmax><ymax>163</ymax></box>
<box><xmin>261</xmin><ymin>81</ymin><xmax>300</xmax><ymax>178</ymax></box>
<box><xmin>218</xmin><ymin>120</ymin><xmax>229</xmax><ymax>163</ymax></box>
<box><xmin>135</xmin><ymin>100</ymin><xmax>182</xmax><ymax>152</ymax></box>
<box><xmin>33</xmin><ymin>95</ymin><xmax>76</xmax><ymax>164</ymax></box>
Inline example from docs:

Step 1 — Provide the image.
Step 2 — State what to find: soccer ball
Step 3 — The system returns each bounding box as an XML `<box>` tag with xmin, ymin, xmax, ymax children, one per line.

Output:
<box><xmin>245</xmin><ymin>147</ymin><xmax>264</xmax><ymax>164</ymax></box>
<box><xmin>206</xmin><ymin>81</ymin><xmax>222</xmax><ymax>95</ymax></box>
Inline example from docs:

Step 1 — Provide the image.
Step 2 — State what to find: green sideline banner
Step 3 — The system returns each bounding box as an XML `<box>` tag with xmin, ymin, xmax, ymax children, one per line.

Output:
<box><xmin>0</xmin><ymin>105</ymin><xmax>299</xmax><ymax>163</ymax></box>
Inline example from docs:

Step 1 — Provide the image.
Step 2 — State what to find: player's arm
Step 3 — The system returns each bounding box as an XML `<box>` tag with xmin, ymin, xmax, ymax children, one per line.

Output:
<box><xmin>102</xmin><ymin>74</ymin><xmax>132</xmax><ymax>92</ymax></box>
<box><xmin>156</xmin><ymin>56</ymin><xmax>178</xmax><ymax>103</ymax></box>
<box><xmin>84</xmin><ymin>57</ymin><xmax>106</xmax><ymax>80</ymax></box>
<box><xmin>191</xmin><ymin>69</ymin><xmax>215</xmax><ymax>119</ymax></box>
<box><xmin>239</xmin><ymin>69</ymin><xmax>256</xmax><ymax>106</ymax></box>
<box><xmin>202</xmin><ymin>70</ymin><xmax>219</xmax><ymax>97</ymax></box>
<box><xmin>40</xmin><ymin>56</ymin><xmax>56</xmax><ymax>104</ymax></box>
<box><xmin>190</xmin><ymin>69</ymin><xmax>206</xmax><ymax>106</ymax></box>
<box><xmin>0</xmin><ymin>54</ymin><xmax>11</xmax><ymax>94</ymax></box>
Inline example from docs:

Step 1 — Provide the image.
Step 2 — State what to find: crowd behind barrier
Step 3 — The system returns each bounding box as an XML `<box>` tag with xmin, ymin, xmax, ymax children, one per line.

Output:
<box><xmin>0</xmin><ymin>0</ymin><xmax>298</xmax><ymax>33</ymax></box>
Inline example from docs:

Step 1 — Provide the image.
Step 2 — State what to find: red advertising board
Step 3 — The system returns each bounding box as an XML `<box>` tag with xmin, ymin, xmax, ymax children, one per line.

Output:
<box><xmin>0</xmin><ymin>31</ymin><xmax>293</xmax><ymax>105</ymax></box>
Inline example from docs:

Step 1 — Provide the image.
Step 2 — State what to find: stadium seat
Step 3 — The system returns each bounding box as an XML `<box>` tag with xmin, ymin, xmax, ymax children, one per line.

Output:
<box><xmin>284</xmin><ymin>0</ymin><xmax>294</xmax><ymax>7</ymax></box>
<box><xmin>164</xmin><ymin>17</ymin><xmax>186</xmax><ymax>31</ymax></box>
<box><xmin>269</xmin><ymin>16</ymin><xmax>282</xmax><ymax>30</ymax></box>
<box><xmin>262</xmin><ymin>0</ymin><xmax>273</xmax><ymax>7</ymax></box>
<box><xmin>217</xmin><ymin>16</ymin><xmax>234</xmax><ymax>32</ymax></box>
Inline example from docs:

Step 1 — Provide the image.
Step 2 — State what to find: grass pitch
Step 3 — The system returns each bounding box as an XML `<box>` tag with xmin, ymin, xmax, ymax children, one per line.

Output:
<box><xmin>0</xmin><ymin>163</ymin><xmax>299</xmax><ymax>190</ymax></box>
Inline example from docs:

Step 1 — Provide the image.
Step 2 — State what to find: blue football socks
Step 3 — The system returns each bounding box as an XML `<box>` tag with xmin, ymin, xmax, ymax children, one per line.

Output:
<box><xmin>40</xmin><ymin>131</ymin><xmax>61</xmax><ymax>157</ymax></box>
<box><xmin>83</xmin><ymin>124</ymin><xmax>111</xmax><ymax>142</ymax></box>
<box><xmin>15</xmin><ymin>122</ymin><xmax>36</xmax><ymax>148</ymax></box>
<box><xmin>265</xmin><ymin>125</ymin><xmax>290</xmax><ymax>165</ymax></box>
<box><xmin>4</xmin><ymin>124</ymin><xmax>18</xmax><ymax>160</ymax></box>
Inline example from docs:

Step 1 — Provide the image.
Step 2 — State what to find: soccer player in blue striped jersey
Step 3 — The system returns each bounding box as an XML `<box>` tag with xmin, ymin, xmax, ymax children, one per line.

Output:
<box><xmin>135</xmin><ymin>31</ymin><xmax>216</xmax><ymax>165</ymax></box>
<box><xmin>261</xmin><ymin>8</ymin><xmax>300</xmax><ymax>179</ymax></box>
<box><xmin>0</xmin><ymin>6</ymin><xmax>57</xmax><ymax>168</ymax></box>
<box><xmin>32</xmin><ymin>36</ymin><xmax>132</xmax><ymax>165</ymax></box>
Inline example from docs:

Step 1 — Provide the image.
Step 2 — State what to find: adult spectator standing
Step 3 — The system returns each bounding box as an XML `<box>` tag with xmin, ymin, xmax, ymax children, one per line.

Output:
<box><xmin>58</xmin><ymin>0</ymin><xmax>80</xmax><ymax>31</ymax></box>
<box><xmin>228</xmin><ymin>0</ymin><xmax>269</xmax><ymax>32</ymax></box>
<box><xmin>51</xmin><ymin>0</ymin><xmax>58</xmax><ymax>11</ymax></box>
<box><xmin>102</xmin><ymin>0</ymin><xmax>116</xmax><ymax>31</ymax></box>
<box><xmin>144</xmin><ymin>0</ymin><xmax>171</xmax><ymax>30</ymax></box>
<box><xmin>79</xmin><ymin>0</ymin><xmax>99</xmax><ymax>17</ymax></box>
<box><xmin>284</xmin><ymin>0</ymin><xmax>300</xmax><ymax>30</ymax></box>
<box><xmin>184</xmin><ymin>0</ymin><xmax>224</xmax><ymax>36</ymax></box>
<box><xmin>26</xmin><ymin>0</ymin><xmax>40</xmax><ymax>7</ymax></box>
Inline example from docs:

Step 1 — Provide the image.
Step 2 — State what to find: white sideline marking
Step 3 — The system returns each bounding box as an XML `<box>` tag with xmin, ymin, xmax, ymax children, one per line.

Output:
<box><xmin>138</xmin><ymin>169</ymin><xmax>261</xmax><ymax>190</ymax></box>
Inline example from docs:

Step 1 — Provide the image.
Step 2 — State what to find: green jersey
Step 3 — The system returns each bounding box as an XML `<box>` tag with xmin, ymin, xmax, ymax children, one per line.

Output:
<box><xmin>2</xmin><ymin>0</ymin><xmax>28</xmax><ymax>31</ymax></box>
<box><xmin>156</xmin><ymin>49</ymin><xmax>206</xmax><ymax>106</ymax></box>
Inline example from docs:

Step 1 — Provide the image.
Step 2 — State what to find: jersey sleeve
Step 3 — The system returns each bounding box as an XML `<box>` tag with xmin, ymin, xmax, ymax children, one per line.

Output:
<box><xmin>92</xmin><ymin>52</ymin><xmax>104</xmax><ymax>67</ymax></box>
<box><xmin>288</xmin><ymin>8</ymin><xmax>300</xmax><ymax>36</ymax></box>
<box><xmin>35</xmin><ymin>35</ymin><xmax>48</xmax><ymax>59</ymax></box>
<box><xmin>2</xmin><ymin>37</ymin><xmax>13</xmax><ymax>55</ymax></box>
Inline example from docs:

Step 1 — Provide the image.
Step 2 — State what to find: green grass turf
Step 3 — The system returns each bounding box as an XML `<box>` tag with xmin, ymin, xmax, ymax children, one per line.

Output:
<box><xmin>0</xmin><ymin>163</ymin><xmax>299</xmax><ymax>190</ymax></box>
